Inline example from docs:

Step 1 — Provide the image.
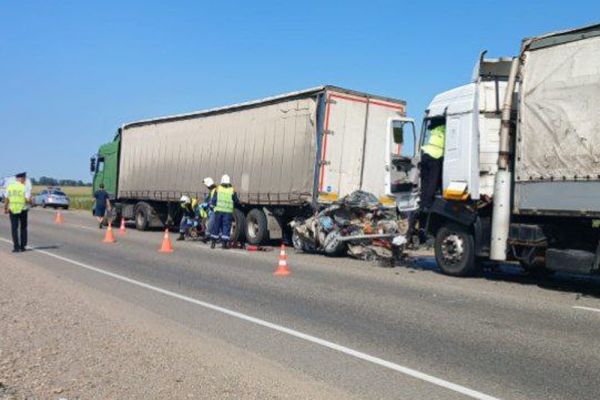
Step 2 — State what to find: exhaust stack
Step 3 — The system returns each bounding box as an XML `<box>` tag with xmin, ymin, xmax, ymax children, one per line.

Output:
<box><xmin>490</xmin><ymin>57</ymin><xmax>519</xmax><ymax>261</ymax></box>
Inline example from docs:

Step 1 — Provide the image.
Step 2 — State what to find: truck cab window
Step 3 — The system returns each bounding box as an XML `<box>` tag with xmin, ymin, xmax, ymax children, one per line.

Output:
<box><xmin>391</xmin><ymin>120</ymin><xmax>415</xmax><ymax>159</ymax></box>
<box><xmin>97</xmin><ymin>158</ymin><xmax>105</xmax><ymax>172</ymax></box>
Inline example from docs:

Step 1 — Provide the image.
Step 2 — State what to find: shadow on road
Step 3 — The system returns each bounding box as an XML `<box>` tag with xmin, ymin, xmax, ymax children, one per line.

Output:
<box><xmin>406</xmin><ymin>256</ymin><xmax>600</xmax><ymax>299</ymax></box>
<box><xmin>29</xmin><ymin>245</ymin><xmax>60</xmax><ymax>251</ymax></box>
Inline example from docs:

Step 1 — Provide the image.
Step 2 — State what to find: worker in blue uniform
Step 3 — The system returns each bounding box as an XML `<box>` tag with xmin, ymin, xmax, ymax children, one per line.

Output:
<box><xmin>209</xmin><ymin>174</ymin><xmax>240</xmax><ymax>249</ymax></box>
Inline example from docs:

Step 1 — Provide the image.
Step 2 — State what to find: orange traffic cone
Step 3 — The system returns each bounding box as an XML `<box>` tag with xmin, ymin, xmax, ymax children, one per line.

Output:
<box><xmin>103</xmin><ymin>222</ymin><xmax>116</xmax><ymax>243</ymax></box>
<box><xmin>119</xmin><ymin>218</ymin><xmax>126</xmax><ymax>235</ymax></box>
<box><xmin>54</xmin><ymin>210</ymin><xmax>64</xmax><ymax>224</ymax></box>
<box><xmin>273</xmin><ymin>243</ymin><xmax>291</xmax><ymax>276</ymax></box>
<box><xmin>158</xmin><ymin>229</ymin><xmax>174</xmax><ymax>253</ymax></box>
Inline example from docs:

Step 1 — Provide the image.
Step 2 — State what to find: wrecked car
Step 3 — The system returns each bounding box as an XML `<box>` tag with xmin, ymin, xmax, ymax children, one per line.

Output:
<box><xmin>290</xmin><ymin>191</ymin><xmax>407</xmax><ymax>265</ymax></box>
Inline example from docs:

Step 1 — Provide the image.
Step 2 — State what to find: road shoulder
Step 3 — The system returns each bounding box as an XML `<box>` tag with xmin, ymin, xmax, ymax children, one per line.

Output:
<box><xmin>0</xmin><ymin>250</ymin><xmax>354</xmax><ymax>399</ymax></box>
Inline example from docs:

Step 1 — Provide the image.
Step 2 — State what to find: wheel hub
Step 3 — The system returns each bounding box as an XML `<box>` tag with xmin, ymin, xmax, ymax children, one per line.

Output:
<box><xmin>441</xmin><ymin>234</ymin><xmax>464</xmax><ymax>264</ymax></box>
<box><xmin>248</xmin><ymin>218</ymin><xmax>258</xmax><ymax>238</ymax></box>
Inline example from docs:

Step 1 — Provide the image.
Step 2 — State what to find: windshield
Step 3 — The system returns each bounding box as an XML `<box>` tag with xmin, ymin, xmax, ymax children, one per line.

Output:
<box><xmin>51</xmin><ymin>191</ymin><xmax>67</xmax><ymax>196</ymax></box>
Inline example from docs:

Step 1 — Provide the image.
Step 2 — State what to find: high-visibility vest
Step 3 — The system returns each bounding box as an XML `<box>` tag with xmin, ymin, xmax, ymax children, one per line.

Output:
<box><xmin>214</xmin><ymin>186</ymin><xmax>234</xmax><ymax>213</ymax></box>
<box><xmin>209</xmin><ymin>188</ymin><xmax>216</xmax><ymax>201</ymax></box>
<box><xmin>421</xmin><ymin>125</ymin><xmax>446</xmax><ymax>159</ymax></box>
<box><xmin>7</xmin><ymin>181</ymin><xmax>26</xmax><ymax>214</ymax></box>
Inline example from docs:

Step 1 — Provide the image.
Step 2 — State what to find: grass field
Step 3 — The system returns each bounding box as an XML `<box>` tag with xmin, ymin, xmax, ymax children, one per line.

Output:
<box><xmin>32</xmin><ymin>185</ymin><xmax>95</xmax><ymax>210</ymax></box>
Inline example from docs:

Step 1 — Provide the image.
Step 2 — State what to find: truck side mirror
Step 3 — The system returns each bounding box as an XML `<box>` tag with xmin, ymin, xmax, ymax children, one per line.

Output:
<box><xmin>90</xmin><ymin>157</ymin><xmax>96</xmax><ymax>173</ymax></box>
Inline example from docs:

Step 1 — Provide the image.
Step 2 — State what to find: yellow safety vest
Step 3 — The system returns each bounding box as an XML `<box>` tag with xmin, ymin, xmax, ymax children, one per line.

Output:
<box><xmin>214</xmin><ymin>186</ymin><xmax>234</xmax><ymax>213</ymax></box>
<box><xmin>7</xmin><ymin>181</ymin><xmax>27</xmax><ymax>214</ymax></box>
<box><xmin>421</xmin><ymin>125</ymin><xmax>446</xmax><ymax>159</ymax></box>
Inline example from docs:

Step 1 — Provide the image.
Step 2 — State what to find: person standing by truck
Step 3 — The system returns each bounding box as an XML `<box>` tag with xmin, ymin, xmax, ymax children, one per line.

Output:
<box><xmin>202</xmin><ymin>177</ymin><xmax>217</xmax><ymax>204</ymax></box>
<box><xmin>201</xmin><ymin>177</ymin><xmax>217</xmax><ymax>241</ymax></box>
<box><xmin>209</xmin><ymin>174</ymin><xmax>240</xmax><ymax>249</ymax></box>
<box><xmin>420</xmin><ymin>120</ymin><xmax>446</xmax><ymax>209</ymax></box>
<box><xmin>406</xmin><ymin>120</ymin><xmax>446</xmax><ymax>246</ymax></box>
<box><xmin>4</xmin><ymin>172</ymin><xmax>31</xmax><ymax>252</ymax></box>
<box><xmin>93</xmin><ymin>183</ymin><xmax>112</xmax><ymax>228</ymax></box>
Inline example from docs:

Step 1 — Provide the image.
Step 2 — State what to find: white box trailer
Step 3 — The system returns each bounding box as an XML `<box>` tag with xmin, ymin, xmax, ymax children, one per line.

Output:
<box><xmin>92</xmin><ymin>86</ymin><xmax>417</xmax><ymax>244</ymax></box>
<box><xmin>408</xmin><ymin>24</ymin><xmax>600</xmax><ymax>277</ymax></box>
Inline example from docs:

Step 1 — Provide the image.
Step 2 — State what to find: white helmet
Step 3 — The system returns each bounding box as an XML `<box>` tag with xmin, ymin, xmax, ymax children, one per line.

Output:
<box><xmin>203</xmin><ymin>177</ymin><xmax>215</xmax><ymax>188</ymax></box>
<box><xmin>179</xmin><ymin>195</ymin><xmax>191</xmax><ymax>204</ymax></box>
<box><xmin>220</xmin><ymin>174</ymin><xmax>231</xmax><ymax>185</ymax></box>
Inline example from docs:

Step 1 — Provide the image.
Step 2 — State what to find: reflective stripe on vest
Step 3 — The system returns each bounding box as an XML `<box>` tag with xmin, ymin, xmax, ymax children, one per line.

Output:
<box><xmin>7</xmin><ymin>182</ymin><xmax>26</xmax><ymax>214</ymax></box>
<box><xmin>421</xmin><ymin>125</ymin><xmax>446</xmax><ymax>159</ymax></box>
<box><xmin>214</xmin><ymin>186</ymin><xmax>234</xmax><ymax>213</ymax></box>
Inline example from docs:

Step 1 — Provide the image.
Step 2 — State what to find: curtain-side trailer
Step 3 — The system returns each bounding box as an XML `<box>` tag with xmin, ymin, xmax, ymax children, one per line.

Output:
<box><xmin>91</xmin><ymin>85</ymin><xmax>417</xmax><ymax>245</ymax></box>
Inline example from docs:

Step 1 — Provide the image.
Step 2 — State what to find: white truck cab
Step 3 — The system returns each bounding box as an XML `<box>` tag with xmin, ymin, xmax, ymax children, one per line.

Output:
<box><xmin>423</xmin><ymin>54</ymin><xmax>515</xmax><ymax>202</ymax></box>
<box><xmin>416</xmin><ymin>23</ymin><xmax>600</xmax><ymax>278</ymax></box>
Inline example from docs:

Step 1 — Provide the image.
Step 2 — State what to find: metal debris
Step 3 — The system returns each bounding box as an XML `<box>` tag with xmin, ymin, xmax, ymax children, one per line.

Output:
<box><xmin>291</xmin><ymin>191</ymin><xmax>406</xmax><ymax>264</ymax></box>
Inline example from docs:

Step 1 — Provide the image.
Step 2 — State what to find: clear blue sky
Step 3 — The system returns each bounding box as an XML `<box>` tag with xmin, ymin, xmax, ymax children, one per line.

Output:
<box><xmin>1</xmin><ymin>1</ymin><xmax>598</xmax><ymax>181</ymax></box>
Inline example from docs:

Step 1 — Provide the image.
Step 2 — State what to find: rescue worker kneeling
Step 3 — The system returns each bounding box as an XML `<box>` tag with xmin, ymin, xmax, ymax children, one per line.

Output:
<box><xmin>177</xmin><ymin>195</ymin><xmax>199</xmax><ymax>241</ymax></box>
<box><xmin>210</xmin><ymin>174</ymin><xmax>240</xmax><ymax>249</ymax></box>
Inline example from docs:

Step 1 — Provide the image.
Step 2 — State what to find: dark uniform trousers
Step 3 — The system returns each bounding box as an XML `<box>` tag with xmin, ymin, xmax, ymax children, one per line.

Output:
<box><xmin>10</xmin><ymin>210</ymin><xmax>28</xmax><ymax>250</ymax></box>
<box><xmin>420</xmin><ymin>153</ymin><xmax>443</xmax><ymax>209</ymax></box>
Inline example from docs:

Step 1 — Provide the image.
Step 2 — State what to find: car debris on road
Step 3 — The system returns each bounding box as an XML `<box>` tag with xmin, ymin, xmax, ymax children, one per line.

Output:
<box><xmin>290</xmin><ymin>191</ymin><xmax>407</xmax><ymax>266</ymax></box>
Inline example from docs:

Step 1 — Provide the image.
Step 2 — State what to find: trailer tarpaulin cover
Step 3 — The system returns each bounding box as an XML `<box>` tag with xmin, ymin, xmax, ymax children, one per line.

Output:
<box><xmin>118</xmin><ymin>97</ymin><xmax>318</xmax><ymax>204</ymax></box>
<box><xmin>516</xmin><ymin>35</ymin><xmax>600</xmax><ymax>182</ymax></box>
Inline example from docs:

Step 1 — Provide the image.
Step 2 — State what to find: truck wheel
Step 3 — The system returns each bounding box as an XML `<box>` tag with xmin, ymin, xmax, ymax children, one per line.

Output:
<box><xmin>135</xmin><ymin>203</ymin><xmax>150</xmax><ymax>231</ymax></box>
<box><xmin>434</xmin><ymin>223</ymin><xmax>480</xmax><ymax>276</ymax></box>
<box><xmin>230</xmin><ymin>209</ymin><xmax>246</xmax><ymax>244</ymax></box>
<box><xmin>245</xmin><ymin>208</ymin><xmax>269</xmax><ymax>245</ymax></box>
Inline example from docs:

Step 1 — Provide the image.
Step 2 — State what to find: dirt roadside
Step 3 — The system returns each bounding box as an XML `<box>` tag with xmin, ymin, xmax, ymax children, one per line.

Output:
<box><xmin>0</xmin><ymin>250</ymin><xmax>354</xmax><ymax>400</ymax></box>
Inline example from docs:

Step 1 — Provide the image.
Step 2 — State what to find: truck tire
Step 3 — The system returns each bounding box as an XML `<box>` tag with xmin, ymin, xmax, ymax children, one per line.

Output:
<box><xmin>434</xmin><ymin>223</ymin><xmax>480</xmax><ymax>276</ymax></box>
<box><xmin>230</xmin><ymin>209</ymin><xmax>246</xmax><ymax>244</ymax></box>
<box><xmin>135</xmin><ymin>202</ymin><xmax>151</xmax><ymax>231</ymax></box>
<box><xmin>245</xmin><ymin>208</ymin><xmax>269</xmax><ymax>245</ymax></box>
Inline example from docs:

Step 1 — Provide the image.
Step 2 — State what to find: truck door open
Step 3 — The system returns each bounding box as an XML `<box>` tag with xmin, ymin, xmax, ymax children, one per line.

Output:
<box><xmin>387</xmin><ymin>118</ymin><xmax>419</xmax><ymax>211</ymax></box>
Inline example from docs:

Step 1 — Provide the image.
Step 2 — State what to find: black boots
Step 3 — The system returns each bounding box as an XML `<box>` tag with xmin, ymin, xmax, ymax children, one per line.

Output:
<box><xmin>176</xmin><ymin>233</ymin><xmax>185</xmax><ymax>241</ymax></box>
<box><xmin>209</xmin><ymin>240</ymin><xmax>228</xmax><ymax>249</ymax></box>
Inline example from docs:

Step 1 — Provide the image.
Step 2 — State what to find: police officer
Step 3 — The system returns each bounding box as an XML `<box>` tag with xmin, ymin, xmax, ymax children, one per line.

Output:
<box><xmin>420</xmin><ymin>120</ymin><xmax>446</xmax><ymax>209</ymax></box>
<box><xmin>4</xmin><ymin>172</ymin><xmax>31</xmax><ymax>252</ymax></box>
<box><xmin>209</xmin><ymin>174</ymin><xmax>240</xmax><ymax>249</ymax></box>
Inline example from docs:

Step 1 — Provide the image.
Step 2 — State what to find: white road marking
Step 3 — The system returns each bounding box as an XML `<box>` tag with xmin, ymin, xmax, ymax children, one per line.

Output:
<box><xmin>573</xmin><ymin>306</ymin><xmax>600</xmax><ymax>313</ymax></box>
<box><xmin>0</xmin><ymin>238</ymin><xmax>499</xmax><ymax>400</ymax></box>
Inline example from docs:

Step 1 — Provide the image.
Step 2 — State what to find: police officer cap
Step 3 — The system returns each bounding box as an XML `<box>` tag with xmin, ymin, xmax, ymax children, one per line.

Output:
<box><xmin>15</xmin><ymin>172</ymin><xmax>26</xmax><ymax>178</ymax></box>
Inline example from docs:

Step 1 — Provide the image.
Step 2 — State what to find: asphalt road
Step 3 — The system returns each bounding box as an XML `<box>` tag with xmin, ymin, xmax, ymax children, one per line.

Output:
<box><xmin>2</xmin><ymin>208</ymin><xmax>600</xmax><ymax>399</ymax></box>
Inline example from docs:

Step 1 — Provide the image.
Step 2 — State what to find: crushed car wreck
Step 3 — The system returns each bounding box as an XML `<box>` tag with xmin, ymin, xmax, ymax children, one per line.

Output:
<box><xmin>290</xmin><ymin>191</ymin><xmax>407</xmax><ymax>266</ymax></box>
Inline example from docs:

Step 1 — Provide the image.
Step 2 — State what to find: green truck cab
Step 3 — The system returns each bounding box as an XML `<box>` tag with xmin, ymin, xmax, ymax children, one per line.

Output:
<box><xmin>91</xmin><ymin>133</ymin><xmax>120</xmax><ymax>197</ymax></box>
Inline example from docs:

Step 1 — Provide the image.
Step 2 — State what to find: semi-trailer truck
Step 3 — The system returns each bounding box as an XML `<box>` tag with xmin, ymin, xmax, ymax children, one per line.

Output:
<box><xmin>403</xmin><ymin>24</ymin><xmax>600</xmax><ymax>276</ymax></box>
<box><xmin>91</xmin><ymin>85</ymin><xmax>417</xmax><ymax>245</ymax></box>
